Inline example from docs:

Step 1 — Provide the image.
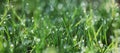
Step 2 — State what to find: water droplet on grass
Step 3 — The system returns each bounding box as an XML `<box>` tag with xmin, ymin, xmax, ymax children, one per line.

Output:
<box><xmin>50</xmin><ymin>5</ymin><xmax>54</xmax><ymax>11</ymax></box>
<box><xmin>7</xmin><ymin>14</ymin><xmax>11</xmax><ymax>17</ymax></box>
<box><xmin>98</xmin><ymin>40</ymin><xmax>103</xmax><ymax>48</ymax></box>
<box><xmin>59</xmin><ymin>27</ymin><xmax>64</xmax><ymax>31</ymax></box>
<box><xmin>81</xmin><ymin>46</ymin><xmax>86</xmax><ymax>53</ymax></box>
<box><xmin>26</xmin><ymin>3</ymin><xmax>29</xmax><ymax>6</ymax></box>
<box><xmin>82</xmin><ymin>40</ymin><xmax>84</xmax><ymax>43</ymax></box>
<box><xmin>110</xmin><ymin>35</ymin><xmax>114</xmax><ymax>40</ymax></box>
<box><xmin>85</xmin><ymin>26</ymin><xmax>89</xmax><ymax>30</ymax></box>
<box><xmin>81</xmin><ymin>1</ymin><xmax>87</xmax><ymax>7</ymax></box>
<box><xmin>115</xmin><ymin>13</ymin><xmax>119</xmax><ymax>17</ymax></box>
<box><xmin>66</xmin><ymin>12</ymin><xmax>69</xmax><ymax>15</ymax></box>
<box><xmin>21</xmin><ymin>22</ymin><xmax>25</xmax><ymax>26</ymax></box>
<box><xmin>10</xmin><ymin>32</ymin><xmax>13</xmax><ymax>35</ymax></box>
<box><xmin>46</xmin><ymin>26</ymin><xmax>49</xmax><ymax>29</ymax></box>
<box><xmin>52</xmin><ymin>31</ymin><xmax>55</xmax><ymax>34</ymax></box>
<box><xmin>103</xmin><ymin>20</ymin><xmax>106</xmax><ymax>24</ymax></box>
<box><xmin>32</xmin><ymin>17</ymin><xmax>34</xmax><ymax>22</ymax></box>
<box><xmin>114</xmin><ymin>29</ymin><xmax>120</xmax><ymax>35</ymax></box>
<box><xmin>43</xmin><ymin>47</ymin><xmax>57</xmax><ymax>53</ymax></box>
<box><xmin>64</xmin><ymin>45</ymin><xmax>67</xmax><ymax>49</ymax></box>
<box><xmin>21</xmin><ymin>19</ymin><xmax>26</xmax><ymax>26</ymax></box>
<box><xmin>55</xmin><ymin>29</ymin><xmax>58</xmax><ymax>31</ymax></box>
<box><xmin>100</xmin><ymin>43</ymin><xmax>103</xmax><ymax>48</ymax></box>
<box><xmin>32</xmin><ymin>19</ymin><xmax>34</xmax><ymax>23</ymax></box>
<box><xmin>5</xmin><ymin>4</ymin><xmax>9</xmax><ymax>7</ymax></box>
<box><xmin>119</xmin><ymin>44</ymin><xmax>120</xmax><ymax>47</ymax></box>
<box><xmin>37</xmin><ymin>7</ymin><xmax>41</xmax><ymax>10</ymax></box>
<box><xmin>24</xmin><ymin>35</ymin><xmax>27</xmax><ymax>39</ymax></box>
<box><xmin>73</xmin><ymin>35</ymin><xmax>77</xmax><ymax>41</ymax></box>
<box><xmin>34</xmin><ymin>37</ymin><xmax>40</xmax><ymax>43</ymax></box>
<box><xmin>41</xmin><ymin>17</ymin><xmax>44</xmax><ymax>20</ymax></box>
<box><xmin>0</xmin><ymin>27</ymin><xmax>5</xmax><ymax>31</ymax></box>
<box><xmin>30</xmin><ymin>30</ymin><xmax>34</xmax><ymax>34</ymax></box>
<box><xmin>3</xmin><ymin>42</ymin><xmax>7</xmax><ymax>47</ymax></box>
<box><xmin>14</xmin><ymin>29</ymin><xmax>16</xmax><ymax>32</ymax></box>
<box><xmin>58</xmin><ymin>3</ymin><xmax>63</xmax><ymax>9</ymax></box>
<box><xmin>36</xmin><ymin>38</ymin><xmax>40</xmax><ymax>42</ymax></box>
<box><xmin>10</xmin><ymin>44</ymin><xmax>14</xmax><ymax>48</ymax></box>
<box><xmin>98</xmin><ymin>41</ymin><xmax>101</xmax><ymax>44</ymax></box>
<box><xmin>10</xmin><ymin>5</ymin><xmax>14</xmax><ymax>8</ymax></box>
<box><xmin>65</xmin><ymin>37</ymin><xmax>67</xmax><ymax>40</ymax></box>
<box><xmin>3</xmin><ymin>21</ymin><xmax>6</xmax><ymax>24</ymax></box>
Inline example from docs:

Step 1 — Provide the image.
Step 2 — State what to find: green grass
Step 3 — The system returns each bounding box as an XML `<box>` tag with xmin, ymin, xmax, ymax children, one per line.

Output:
<box><xmin>0</xmin><ymin>0</ymin><xmax>120</xmax><ymax>53</ymax></box>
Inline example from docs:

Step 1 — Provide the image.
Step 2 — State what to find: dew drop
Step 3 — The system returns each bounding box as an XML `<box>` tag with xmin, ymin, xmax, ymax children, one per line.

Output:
<box><xmin>103</xmin><ymin>20</ymin><xmax>106</xmax><ymax>24</ymax></box>
<box><xmin>58</xmin><ymin>3</ymin><xmax>63</xmax><ymax>9</ymax></box>
<box><xmin>32</xmin><ymin>19</ymin><xmax>34</xmax><ymax>23</ymax></box>
<box><xmin>46</xmin><ymin>26</ymin><xmax>49</xmax><ymax>29</ymax></box>
<box><xmin>115</xmin><ymin>13</ymin><xmax>119</xmax><ymax>17</ymax></box>
<box><xmin>30</xmin><ymin>30</ymin><xmax>34</xmax><ymax>34</ymax></box>
<box><xmin>34</xmin><ymin>37</ymin><xmax>40</xmax><ymax>43</ymax></box>
<box><xmin>52</xmin><ymin>31</ymin><xmax>55</xmax><ymax>34</ymax></box>
<box><xmin>82</xmin><ymin>40</ymin><xmax>84</xmax><ymax>43</ymax></box>
<box><xmin>26</xmin><ymin>3</ymin><xmax>29</xmax><ymax>6</ymax></box>
<box><xmin>10</xmin><ymin>44</ymin><xmax>14</xmax><ymax>48</ymax></box>
<box><xmin>3</xmin><ymin>21</ymin><xmax>6</xmax><ymax>24</ymax></box>
<box><xmin>7</xmin><ymin>14</ymin><xmax>11</xmax><ymax>17</ymax></box>
<box><xmin>65</xmin><ymin>37</ymin><xmax>67</xmax><ymax>40</ymax></box>
<box><xmin>81</xmin><ymin>46</ymin><xmax>86</xmax><ymax>53</ymax></box>
<box><xmin>85</xmin><ymin>26</ymin><xmax>89</xmax><ymax>30</ymax></box>
<box><xmin>41</xmin><ymin>17</ymin><xmax>44</xmax><ymax>20</ymax></box>
<box><xmin>10</xmin><ymin>32</ymin><xmax>13</xmax><ymax>35</ymax></box>
<box><xmin>66</xmin><ymin>12</ymin><xmax>69</xmax><ymax>15</ymax></box>
<box><xmin>21</xmin><ymin>19</ymin><xmax>26</xmax><ymax>26</ymax></box>
<box><xmin>0</xmin><ymin>27</ymin><xmax>5</xmax><ymax>31</ymax></box>
<box><xmin>59</xmin><ymin>27</ymin><xmax>64</xmax><ymax>31</ymax></box>
<box><xmin>55</xmin><ymin>28</ymin><xmax>58</xmax><ymax>31</ymax></box>
<box><xmin>3</xmin><ymin>42</ymin><xmax>7</xmax><ymax>47</ymax></box>
<box><xmin>64</xmin><ymin>45</ymin><xmax>67</xmax><ymax>49</ymax></box>
<box><xmin>50</xmin><ymin>5</ymin><xmax>54</xmax><ymax>11</ymax></box>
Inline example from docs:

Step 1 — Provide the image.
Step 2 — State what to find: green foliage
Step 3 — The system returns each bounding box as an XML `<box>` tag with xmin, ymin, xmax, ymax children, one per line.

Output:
<box><xmin>0</xmin><ymin>0</ymin><xmax>120</xmax><ymax>53</ymax></box>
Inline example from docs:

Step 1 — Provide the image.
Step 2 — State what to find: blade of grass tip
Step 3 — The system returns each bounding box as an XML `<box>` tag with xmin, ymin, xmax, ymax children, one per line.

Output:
<box><xmin>94</xmin><ymin>25</ymin><xmax>103</xmax><ymax>41</ymax></box>
<box><xmin>103</xmin><ymin>30</ymin><xmax>108</xmax><ymax>45</ymax></box>
<box><xmin>4</xmin><ymin>26</ymin><xmax>11</xmax><ymax>42</ymax></box>
<box><xmin>75</xmin><ymin>18</ymin><xmax>86</xmax><ymax>27</ymax></box>
<box><xmin>75</xmin><ymin>19</ymin><xmax>81</xmax><ymax>27</ymax></box>
<box><xmin>30</xmin><ymin>45</ymin><xmax>36</xmax><ymax>53</ymax></box>
<box><xmin>62</xmin><ymin>16</ymin><xmax>69</xmax><ymax>36</ymax></box>
<box><xmin>0</xmin><ymin>8</ymin><xmax>8</xmax><ymax>25</ymax></box>
<box><xmin>86</xmin><ymin>9</ymin><xmax>96</xmax><ymax>40</ymax></box>
<box><xmin>12</xmin><ymin>8</ymin><xmax>22</xmax><ymax>22</ymax></box>
<box><xmin>33</xmin><ymin>9</ymin><xmax>41</xmax><ymax>30</ymax></box>
<box><xmin>104</xmin><ymin>40</ymin><xmax>115</xmax><ymax>53</ymax></box>
<box><xmin>90</xmin><ymin>25</ymin><xmax>102</xmax><ymax>50</ymax></box>
<box><xmin>0</xmin><ymin>0</ymin><xmax>9</xmax><ymax>25</ymax></box>
<box><xmin>91</xmin><ymin>25</ymin><xmax>103</xmax><ymax>52</ymax></box>
<box><xmin>73</xmin><ymin>36</ymin><xmax>83</xmax><ymax>47</ymax></box>
<box><xmin>114</xmin><ymin>29</ymin><xmax>120</xmax><ymax>53</ymax></box>
<box><xmin>89</xmin><ymin>9</ymin><xmax>101</xmax><ymax>42</ymax></box>
<box><xmin>105</xmin><ymin>37</ymin><xmax>118</xmax><ymax>52</ymax></box>
<box><xmin>111</xmin><ymin>0</ymin><xmax>116</xmax><ymax>18</ymax></box>
<box><xmin>7</xmin><ymin>0</ymin><xmax>10</xmax><ymax>10</ymax></box>
<box><xmin>88</xmin><ymin>31</ymin><xmax>92</xmax><ymax>43</ymax></box>
<box><xmin>71</xmin><ymin>8</ymin><xmax>77</xmax><ymax>20</ymax></box>
<box><xmin>85</xmin><ymin>9</ymin><xmax>93</xmax><ymax>27</ymax></box>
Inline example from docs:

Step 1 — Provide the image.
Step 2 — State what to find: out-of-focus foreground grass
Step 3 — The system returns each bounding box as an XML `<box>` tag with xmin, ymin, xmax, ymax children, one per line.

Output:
<box><xmin>0</xmin><ymin>0</ymin><xmax>120</xmax><ymax>53</ymax></box>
